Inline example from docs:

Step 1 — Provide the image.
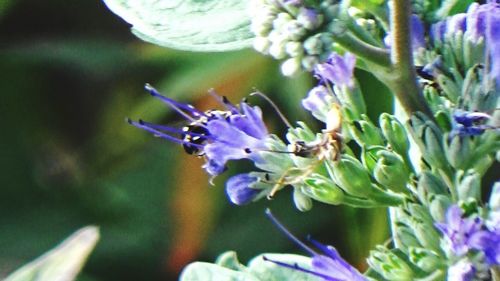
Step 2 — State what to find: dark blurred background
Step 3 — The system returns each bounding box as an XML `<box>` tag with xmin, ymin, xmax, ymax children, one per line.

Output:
<box><xmin>0</xmin><ymin>1</ymin><xmax>393</xmax><ymax>280</ymax></box>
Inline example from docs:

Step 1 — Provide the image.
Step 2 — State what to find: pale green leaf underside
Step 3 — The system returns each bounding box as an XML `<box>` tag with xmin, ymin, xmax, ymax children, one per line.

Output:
<box><xmin>5</xmin><ymin>226</ymin><xmax>99</xmax><ymax>281</ymax></box>
<box><xmin>103</xmin><ymin>0</ymin><xmax>254</xmax><ymax>52</ymax></box>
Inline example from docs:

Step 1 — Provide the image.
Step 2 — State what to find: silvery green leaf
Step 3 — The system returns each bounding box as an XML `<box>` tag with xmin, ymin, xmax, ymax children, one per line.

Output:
<box><xmin>102</xmin><ymin>0</ymin><xmax>254</xmax><ymax>51</ymax></box>
<box><xmin>179</xmin><ymin>262</ymin><xmax>261</xmax><ymax>281</ymax></box>
<box><xmin>248</xmin><ymin>254</ymin><xmax>321</xmax><ymax>281</ymax></box>
<box><xmin>5</xmin><ymin>226</ymin><xmax>99</xmax><ymax>281</ymax></box>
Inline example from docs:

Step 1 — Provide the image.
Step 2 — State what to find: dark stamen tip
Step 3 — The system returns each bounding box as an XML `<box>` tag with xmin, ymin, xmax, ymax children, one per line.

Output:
<box><xmin>244</xmin><ymin>148</ymin><xmax>252</xmax><ymax>154</ymax></box>
<box><xmin>222</xmin><ymin>96</ymin><xmax>230</xmax><ymax>104</ymax></box>
<box><xmin>125</xmin><ymin>117</ymin><xmax>133</xmax><ymax>124</ymax></box>
<box><xmin>138</xmin><ymin>119</ymin><xmax>146</xmax><ymax>125</ymax></box>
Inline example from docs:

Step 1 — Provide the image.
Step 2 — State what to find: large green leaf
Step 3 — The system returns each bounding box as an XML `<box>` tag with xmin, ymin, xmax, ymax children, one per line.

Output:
<box><xmin>102</xmin><ymin>0</ymin><xmax>254</xmax><ymax>52</ymax></box>
<box><xmin>4</xmin><ymin>226</ymin><xmax>99</xmax><ymax>281</ymax></box>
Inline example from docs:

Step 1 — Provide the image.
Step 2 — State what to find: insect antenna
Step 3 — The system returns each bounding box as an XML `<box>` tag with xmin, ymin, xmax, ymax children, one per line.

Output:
<box><xmin>250</xmin><ymin>90</ymin><xmax>293</xmax><ymax>128</ymax></box>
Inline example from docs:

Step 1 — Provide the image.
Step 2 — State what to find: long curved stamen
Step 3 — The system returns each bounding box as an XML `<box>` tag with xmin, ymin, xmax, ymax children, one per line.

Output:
<box><xmin>127</xmin><ymin>118</ymin><xmax>204</xmax><ymax>148</ymax></box>
<box><xmin>250</xmin><ymin>91</ymin><xmax>293</xmax><ymax>128</ymax></box>
<box><xmin>207</xmin><ymin>88</ymin><xmax>239</xmax><ymax>113</ymax></box>
<box><xmin>145</xmin><ymin>84</ymin><xmax>205</xmax><ymax>121</ymax></box>
<box><xmin>137</xmin><ymin>120</ymin><xmax>215</xmax><ymax>140</ymax></box>
<box><xmin>265</xmin><ymin>209</ymin><xmax>317</xmax><ymax>256</ymax></box>
<box><xmin>262</xmin><ymin>256</ymin><xmax>339</xmax><ymax>281</ymax></box>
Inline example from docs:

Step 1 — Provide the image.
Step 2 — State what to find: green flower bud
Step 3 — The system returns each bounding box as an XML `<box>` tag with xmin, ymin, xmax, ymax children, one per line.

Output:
<box><xmin>408</xmin><ymin>113</ymin><xmax>448</xmax><ymax>170</ymax></box>
<box><xmin>301</xmin><ymin>55</ymin><xmax>319</xmax><ymax>71</ymax></box>
<box><xmin>303</xmin><ymin>36</ymin><xmax>323</xmax><ymax>55</ymax></box>
<box><xmin>417</xmin><ymin>171</ymin><xmax>448</xmax><ymax>203</ymax></box>
<box><xmin>293</xmin><ymin>188</ymin><xmax>313</xmax><ymax>212</ymax></box>
<box><xmin>297</xmin><ymin>7</ymin><xmax>323</xmax><ymax>30</ymax></box>
<box><xmin>411</xmin><ymin>219</ymin><xmax>441</xmax><ymax>252</ymax></box>
<box><xmin>338</xmin><ymin>85</ymin><xmax>366</xmax><ymax>119</ymax></box>
<box><xmin>281</xmin><ymin>57</ymin><xmax>302</xmax><ymax>77</ymax></box>
<box><xmin>348</xmin><ymin>118</ymin><xmax>384</xmax><ymax>147</ymax></box>
<box><xmin>408</xmin><ymin>248</ymin><xmax>442</xmax><ymax>273</ymax></box>
<box><xmin>361</xmin><ymin>145</ymin><xmax>386</xmax><ymax>174</ymax></box>
<box><xmin>373</xmin><ymin>150</ymin><xmax>410</xmax><ymax>193</ymax></box>
<box><xmin>379</xmin><ymin>113</ymin><xmax>409</xmax><ymax>157</ymax></box>
<box><xmin>396</xmin><ymin>225</ymin><xmax>422</xmax><ymax>249</ymax></box>
<box><xmin>285</xmin><ymin>41</ymin><xmax>303</xmax><ymax>57</ymax></box>
<box><xmin>445</xmin><ymin>134</ymin><xmax>473</xmax><ymax>170</ymax></box>
<box><xmin>429</xmin><ymin>195</ymin><xmax>451</xmax><ymax>222</ymax></box>
<box><xmin>457</xmin><ymin>170</ymin><xmax>481</xmax><ymax>202</ymax></box>
<box><xmin>301</xmin><ymin>174</ymin><xmax>344</xmax><ymax>205</ymax></box>
<box><xmin>368</xmin><ymin>246</ymin><xmax>414</xmax><ymax>281</ymax></box>
<box><xmin>332</xmin><ymin>155</ymin><xmax>373</xmax><ymax>197</ymax></box>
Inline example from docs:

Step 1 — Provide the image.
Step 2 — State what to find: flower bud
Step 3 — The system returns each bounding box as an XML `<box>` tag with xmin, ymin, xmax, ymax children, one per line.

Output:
<box><xmin>272</xmin><ymin>12</ymin><xmax>292</xmax><ymax>30</ymax></box>
<box><xmin>283</xmin><ymin>20</ymin><xmax>306</xmax><ymax>41</ymax></box>
<box><xmin>301</xmin><ymin>55</ymin><xmax>319</xmax><ymax>71</ymax></box>
<box><xmin>332</xmin><ymin>155</ymin><xmax>373</xmax><ymax>197</ymax></box>
<box><xmin>368</xmin><ymin>246</ymin><xmax>414</xmax><ymax>281</ymax></box>
<box><xmin>215</xmin><ymin>251</ymin><xmax>245</xmax><ymax>270</ymax></box>
<box><xmin>285</xmin><ymin>41</ymin><xmax>303</xmax><ymax>57</ymax></box>
<box><xmin>301</xmin><ymin>175</ymin><xmax>344</xmax><ymax>205</ymax></box>
<box><xmin>293</xmin><ymin>188</ymin><xmax>313</xmax><ymax>211</ymax></box>
<box><xmin>457</xmin><ymin>170</ymin><xmax>481</xmax><ymax>202</ymax></box>
<box><xmin>417</xmin><ymin>171</ymin><xmax>448</xmax><ymax>203</ymax></box>
<box><xmin>361</xmin><ymin>145</ymin><xmax>386</xmax><ymax>174</ymax></box>
<box><xmin>253</xmin><ymin>36</ymin><xmax>271</xmax><ymax>54</ymax></box>
<box><xmin>373</xmin><ymin>150</ymin><xmax>410</xmax><ymax>193</ymax></box>
<box><xmin>297</xmin><ymin>7</ymin><xmax>323</xmax><ymax>30</ymax></box>
<box><xmin>379</xmin><ymin>113</ymin><xmax>409</xmax><ymax>157</ymax></box>
<box><xmin>396</xmin><ymin>225</ymin><xmax>422</xmax><ymax>249</ymax></box>
<box><xmin>408</xmin><ymin>248</ymin><xmax>442</xmax><ymax>273</ymax></box>
<box><xmin>281</xmin><ymin>57</ymin><xmax>302</xmax><ymax>77</ymax></box>
<box><xmin>348</xmin><ymin>118</ymin><xmax>384</xmax><ymax>147</ymax></box>
<box><xmin>303</xmin><ymin>36</ymin><xmax>323</xmax><ymax>55</ymax></box>
<box><xmin>225</xmin><ymin>173</ymin><xmax>260</xmax><ymax>205</ymax></box>
<box><xmin>269</xmin><ymin>40</ymin><xmax>287</xmax><ymax>59</ymax></box>
<box><xmin>429</xmin><ymin>194</ymin><xmax>451</xmax><ymax>222</ymax></box>
<box><xmin>408</xmin><ymin>113</ymin><xmax>448</xmax><ymax>169</ymax></box>
<box><xmin>445</xmin><ymin>132</ymin><xmax>473</xmax><ymax>169</ymax></box>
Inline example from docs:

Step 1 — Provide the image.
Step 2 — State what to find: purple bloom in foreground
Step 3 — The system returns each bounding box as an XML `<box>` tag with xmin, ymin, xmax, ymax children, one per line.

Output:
<box><xmin>314</xmin><ymin>52</ymin><xmax>356</xmax><ymax>88</ymax></box>
<box><xmin>264</xmin><ymin>209</ymin><xmax>367</xmax><ymax>281</ymax></box>
<box><xmin>450</xmin><ymin>110</ymin><xmax>494</xmax><ymax>138</ymax></box>
<box><xmin>435</xmin><ymin>205</ymin><xmax>487</xmax><ymax>256</ymax></box>
<box><xmin>301</xmin><ymin>85</ymin><xmax>336</xmax><ymax>122</ymax></box>
<box><xmin>225</xmin><ymin>173</ymin><xmax>260</xmax><ymax>205</ymax></box>
<box><xmin>128</xmin><ymin>84</ymin><xmax>270</xmax><ymax>176</ymax></box>
<box><xmin>436</xmin><ymin>205</ymin><xmax>500</xmax><ymax>267</ymax></box>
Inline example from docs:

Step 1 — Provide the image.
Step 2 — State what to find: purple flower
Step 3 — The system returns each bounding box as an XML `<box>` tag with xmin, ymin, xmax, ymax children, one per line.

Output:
<box><xmin>435</xmin><ymin>205</ymin><xmax>487</xmax><ymax>256</ymax></box>
<box><xmin>485</xmin><ymin>3</ymin><xmax>500</xmax><ymax>85</ymax></box>
<box><xmin>450</xmin><ymin>110</ymin><xmax>493</xmax><ymax>138</ymax></box>
<box><xmin>225</xmin><ymin>173</ymin><xmax>260</xmax><ymax>205</ymax></box>
<box><xmin>264</xmin><ymin>209</ymin><xmax>367</xmax><ymax>281</ymax></box>
<box><xmin>314</xmin><ymin>52</ymin><xmax>356</xmax><ymax>88</ymax></box>
<box><xmin>301</xmin><ymin>85</ymin><xmax>335</xmax><ymax>122</ymax></box>
<box><xmin>128</xmin><ymin>84</ymin><xmax>270</xmax><ymax>176</ymax></box>
<box><xmin>447</xmin><ymin>259</ymin><xmax>476</xmax><ymax>281</ymax></box>
<box><xmin>436</xmin><ymin>204</ymin><xmax>500</xmax><ymax>267</ymax></box>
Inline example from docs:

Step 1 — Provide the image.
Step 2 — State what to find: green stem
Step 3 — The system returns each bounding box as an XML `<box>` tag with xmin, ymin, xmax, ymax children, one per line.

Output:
<box><xmin>330</xmin><ymin>26</ymin><xmax>391</xmax><ymax>68</ymax></box>
<box><xmin>388</xmin><ymin>0</ymin><xmax>433</xmax><ymax>118</ymax></box>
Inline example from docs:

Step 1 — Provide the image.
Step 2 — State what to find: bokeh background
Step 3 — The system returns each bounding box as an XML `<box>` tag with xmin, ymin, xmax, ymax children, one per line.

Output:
<box><xmin>0</xmin><ymin>1</ymin><xmax>393</xmax><ymax>280</ymax></box>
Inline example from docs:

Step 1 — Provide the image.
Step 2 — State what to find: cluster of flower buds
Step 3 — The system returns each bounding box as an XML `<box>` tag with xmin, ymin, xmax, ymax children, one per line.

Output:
<box><xmin>249</xmin><ymin>0</ymin><xmax>340</xmax><ymax>76</ymax></box>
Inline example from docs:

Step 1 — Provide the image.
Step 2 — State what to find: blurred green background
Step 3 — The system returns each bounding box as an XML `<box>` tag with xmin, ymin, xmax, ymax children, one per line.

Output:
<box><xmin>0</xmin><ymin>1</ymin><xmax>393</xmax><ymax>280</ymax></box>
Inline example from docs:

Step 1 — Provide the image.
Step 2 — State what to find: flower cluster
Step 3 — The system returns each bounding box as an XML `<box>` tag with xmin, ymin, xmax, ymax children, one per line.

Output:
<box><xmin>249</xmin><ymin>0</ymin><xmax>339</xmax><ymax>76</ymax></box>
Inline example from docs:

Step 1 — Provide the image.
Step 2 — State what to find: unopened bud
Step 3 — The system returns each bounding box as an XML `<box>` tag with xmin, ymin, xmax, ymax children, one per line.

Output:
<box><xmin>429</xmin><ymin>194</ymin><xmax>451</xmax><ymax>222</ymax></box>
<box><xmin>297</xmin><ymin>7</ymin><xmax>323</xmax><ymax>30</ymax></box>
<box><xmin>379</xmin><ymin>113</ymin><xmax>409</xmax><ymax>156</ymax></box>
<box><xmin>457</xmin><ymin>170</ymin><xmax>481</xmax><ymax>202</ymax></box>
<box><xmin>373</xmin><ymin>150</ymin><xmax>410</xmax><ymax>193</ymax></box>
<box><xmin>332</xmin><ymin>155</ymin><xmax>372</xmax><ymax>197</ymax></box>
<box><xmin>408</xmin><ymin>247</ymin><xmax>441</xmax><ymax>273</ymax></box>
<box><xmin>349</xmin><ymin>118</ymin><xmax>384</xmax><ymax>147</ymax></box>
<box><xmin>445</xmin><ymin>134</ymin><xmax>473</xmax><ymax>170</ymax></box>
<box><xmin>303</xmin><ymin>36</ymin><xmax>323</xmax><ymax>55</ymax></box>
<box><xmin>293</xmin><ymin>188</ymin><xmax>313</xmax><ymax>211</ymax></box>
<box><xmin>281</xmin><ymin>57</ymin><xmax>302</xmax><ymax>77</ymax></box>
<box><xmin>301</xmin><ymin>55</ymin><xmax>319</xmax><ymax>71</ymax></box>
<box><xmin>302</xmin><ymin>175</ymin><xmax>344</xmax><ymax>205</ymax></box>
<box><xmin>368</xmin><ymin>246</ymin><xmax>414</xmax><ymax>281</ymax></box>
<box><xmin>285</xmin><ymin>41</ymin><xmax>304</xmax><ymax>57</ymax></box>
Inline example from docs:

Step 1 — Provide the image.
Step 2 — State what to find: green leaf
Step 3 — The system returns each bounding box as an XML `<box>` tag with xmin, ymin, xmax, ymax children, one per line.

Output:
<box><xmin>179</xmin><ymin>262</ymin><xmax>261</xmax><ymax>281</ymax></box>
<box><xmin>5</xmin><ymin>226</ymin><xmax>99</xmax><ymax>281</ymax></box>
<box><xmin>248</xmin><ymin>254</ymin><xmax>321</xmax><ymax>281</ymax></box>
<box><xmin>102</xmin><ymin>0</ymin><xmax>254</xmax><ymax>52</ymax></box>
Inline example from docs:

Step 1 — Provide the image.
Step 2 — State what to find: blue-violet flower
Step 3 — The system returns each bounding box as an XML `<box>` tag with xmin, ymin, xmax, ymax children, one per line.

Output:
<box><xmin>314</xmin><ymin>52</ymin><xmax>356</xmax><ymax>88</ymax></box>
<box><xmin>264</xmin><ymin>209</ymin><xmax>367</xmax><ymax>281</ymax></box>
<box><xmin>128</xmin><ymin>84</ymin><xmax>271</xmax><ymax>177</ymax></box>
<box><xmin>225</xmin><ymin>173</ymin><xmax>261</xmax><ymax>205</ymax></box>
